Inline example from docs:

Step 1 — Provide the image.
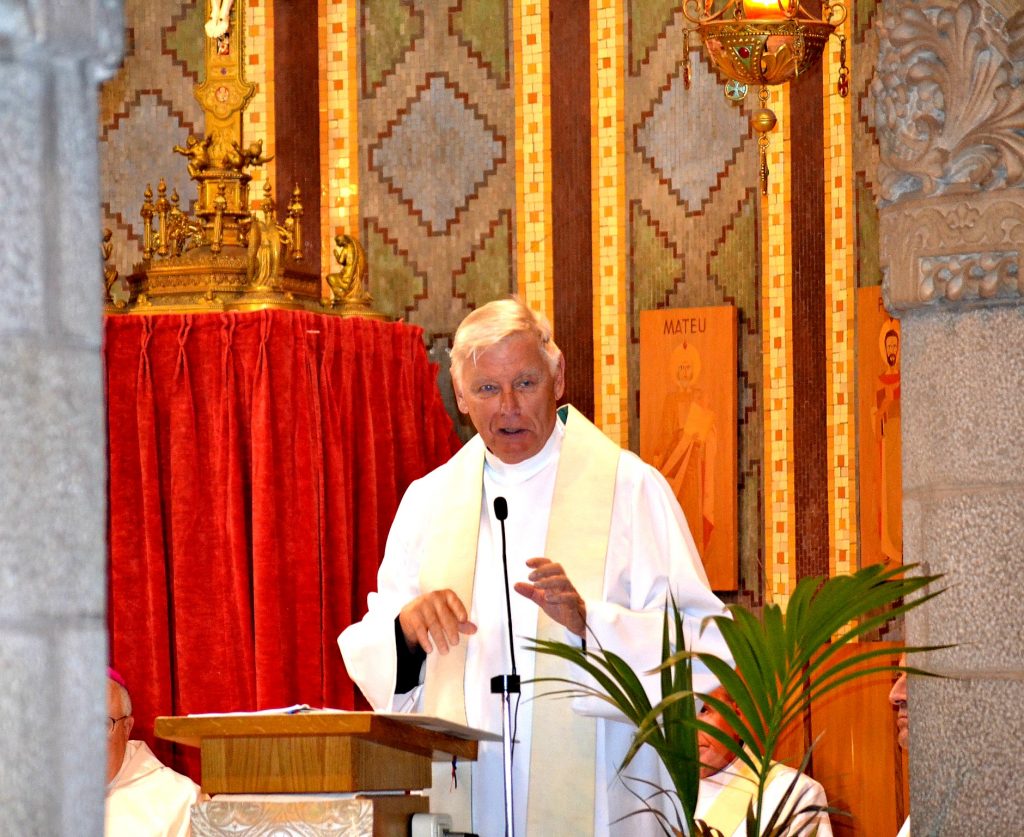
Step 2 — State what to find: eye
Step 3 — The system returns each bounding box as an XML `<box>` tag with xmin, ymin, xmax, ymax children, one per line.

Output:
<box><xmin>476</xmin><ymin>383</ymin><xmax>498</xmax><ymax>396</ymax></box>
<box><xmin>515</xmin><ymin>378</ymin><xmax>536</xmax><ymax>390</ymax></box>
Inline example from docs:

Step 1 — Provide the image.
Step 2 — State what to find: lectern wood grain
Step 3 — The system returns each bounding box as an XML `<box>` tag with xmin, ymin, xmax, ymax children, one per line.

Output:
<box><xmin>200</xmin><ymin>735</ymin><xmax>431</xmax><ymax>794</ymax></box>
<box><xmin>369</xmin><ymin>796</ymin><xmax>430</xmax><ymax>837</ymax></box>
<box><xmin>155</xmin><ymin>712</ymin><xmax>483</xmax><ymax>796</ymax></box>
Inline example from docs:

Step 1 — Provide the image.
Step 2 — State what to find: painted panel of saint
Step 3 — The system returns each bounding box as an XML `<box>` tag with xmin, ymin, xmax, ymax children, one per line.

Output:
<box><xmin>640</xmin><ymin>307</ymin><xmax>738</xmax><ymax>590</ymax></box>
<box><xmin>857</xmin><ymin>286</ymin><xmax>903</xmax><ymax>568</ymax></box>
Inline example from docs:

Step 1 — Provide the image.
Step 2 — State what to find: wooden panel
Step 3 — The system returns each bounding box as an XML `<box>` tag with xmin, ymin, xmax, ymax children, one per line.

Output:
<box><xmin>639</xmin><ymin>307</ymin><xmax>738</xmax><ymax>590</ymax></box>
<box><xmin>810</xmin><ymin>643</ymin><xmax>907</xmax><ymax>836</ymax></box>
<box><xmin>200</xmin><ymin>735</ymin><xmax>430</xmax><ymax>794</ymax></box>
<box><xmin>369</xmin><ymin>795</ymin><xmax>430</xmax><ymax>837</ymax></box>
<box><xmin>856</xmin><ymin>286</ymin><xmax>903</xmax><ymax>567</ymax></box>
<box><xmin>155</xmin><ymin>712</ymin><xmax>482</xmax><ymax>761</ymax></box>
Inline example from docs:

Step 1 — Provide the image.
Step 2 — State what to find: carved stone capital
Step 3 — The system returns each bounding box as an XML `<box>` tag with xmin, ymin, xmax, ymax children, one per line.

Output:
<box><xmin>867</xmin><ymin>0</ymin><xmax>1024</xmax><ymax>207</ymax></box>
<box><xmin>880</xmin><ymin>189</ymin><xmax>1023</xmax><ymax>312</ymax></box>
<box><xmin>0</xmin><ymin>0</ymin><xmax>123</xmax><ymax>79</ymax></box>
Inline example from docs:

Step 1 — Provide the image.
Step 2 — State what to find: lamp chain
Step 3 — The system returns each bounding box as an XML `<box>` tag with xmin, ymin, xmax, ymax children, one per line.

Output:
<box><xmin>683</xmin><ymin>29</ymin><xmax>691</xmax><ymax>90</ymax></box>
<box><xmin>837</xmin><ymin>34</ymin><xmax>849</xmax><ymax>97</ymax></box>
<box><xmin>755</xmin><ymin>86</ymin><xmax>774</xmax><ymax>196</ymax></box>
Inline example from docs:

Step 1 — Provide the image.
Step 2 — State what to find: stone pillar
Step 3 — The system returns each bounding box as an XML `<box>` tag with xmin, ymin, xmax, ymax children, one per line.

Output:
<box><xmin>0</xmin><ymin>1</ymin><xmax>122</xmax><ymax>834</ymax></box>
<box><xmin>868</xmin><ymin>0</ymin><xmax>1024</xmax><ymax>832</ymax></box>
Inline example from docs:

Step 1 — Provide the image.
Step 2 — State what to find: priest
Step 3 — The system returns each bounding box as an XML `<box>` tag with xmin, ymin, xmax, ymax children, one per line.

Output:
<box><xmin>338</xmin><ymin>297</ymin><xmax>731</xmax><ymax>835</ymax></box>
<box><xmin>695</xmin><ymin>686</ymin><xmax>833</xmax><ymax>836</ymax></box>
<box><xmin>105</xmin><ymin>669</ymin><xmax>202</xmax><ymax>836</ymax></box>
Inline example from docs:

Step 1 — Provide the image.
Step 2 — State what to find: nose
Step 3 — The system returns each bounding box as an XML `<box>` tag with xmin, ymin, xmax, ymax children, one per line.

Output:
<box><xmin>888</xmin><ymin>671</ymin><xmax>907</xmax><ymax>707</ymax></box>
<box><xmin>498</xmin><ymin>388</ymin><xmax>520</xmax><ymax>415</ymax></box>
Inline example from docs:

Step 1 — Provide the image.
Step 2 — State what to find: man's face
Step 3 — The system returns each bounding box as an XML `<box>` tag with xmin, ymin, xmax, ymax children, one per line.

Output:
<box><xmin>454</xmin><ymin>331</ymin><xmax>565</xmax><ymax>465</ymax></box>
<box><xmin>888</xmin><ymin>655</ymin><xmax>909</xmax><ymax>750</ymax></box>
<box><xmin>885</xmin><ymin>335</ymin><xmax>900</xmax><ymax>367</ymax></box>
<box><xmin>106</xmin><ymin>679</ymin><xmax>134</xmax><ymax>784</ymax></box>
<box><xmin>697</xmin><ymin>687</ymin><xmax>741</xmax><ymax>779</ymax></box>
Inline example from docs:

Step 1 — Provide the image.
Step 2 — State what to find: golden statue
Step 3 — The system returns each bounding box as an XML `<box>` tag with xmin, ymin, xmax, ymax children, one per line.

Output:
<box><xmin>102</xmin><ymin>228</ymin><xmax>126</xmax><ymax>308</ymax></box>
<box><xmin>326</xmin><ymin>234</ymin><xmax>373</xmax><ymax>307</ymax></box>
<box><xmin>172</xmin><ymin>134</ymin><xmax>213</xmax><ymax>178</ymax></box>
<box><xmin>225</xmin><ymin>138</ymin><xmax>273</xmax><ymax>172</ymax></box>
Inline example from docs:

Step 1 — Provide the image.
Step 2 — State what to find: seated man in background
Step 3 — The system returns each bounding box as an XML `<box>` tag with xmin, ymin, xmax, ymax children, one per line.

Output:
<box><xmin>889</xmin><ymin>654</ymin><xmax>910</xmax><ymax>837</ymax></box>
<box><xmin>106</xmin><ymin>668</ymin><xmax>202</xmax><ymax>837</ymax></box>
<box><xmin>695</xmin><ymin>686</ymin><xmax>833</xmax><ymax>837</ymax></box>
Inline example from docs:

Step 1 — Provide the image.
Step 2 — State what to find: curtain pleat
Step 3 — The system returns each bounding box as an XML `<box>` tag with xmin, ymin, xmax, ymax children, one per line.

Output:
<box><xmin>105</xmin><ymin>310</ymin><xmax>461</xmax><ymax>775</ymax></box>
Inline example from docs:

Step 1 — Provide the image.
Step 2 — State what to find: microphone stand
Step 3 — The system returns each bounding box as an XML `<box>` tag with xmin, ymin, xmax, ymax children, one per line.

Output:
<box><xmin>490</xmin><ymin>496</ymin><xmax>519</xmax><ymax>837</ymax></box>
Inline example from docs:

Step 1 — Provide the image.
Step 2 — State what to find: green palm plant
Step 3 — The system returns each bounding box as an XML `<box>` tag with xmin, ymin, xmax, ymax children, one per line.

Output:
<box><xmin>527</xmin><ymin>562</ymin><xmax>943</xmax><ymax>835</ymax></box>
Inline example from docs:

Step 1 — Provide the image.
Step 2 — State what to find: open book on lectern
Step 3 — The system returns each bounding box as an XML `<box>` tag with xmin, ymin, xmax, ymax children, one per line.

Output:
<box><xmin>186</xmin><ymin>706</ymin><xmax>501</xmax><ymax>744</ymax></box>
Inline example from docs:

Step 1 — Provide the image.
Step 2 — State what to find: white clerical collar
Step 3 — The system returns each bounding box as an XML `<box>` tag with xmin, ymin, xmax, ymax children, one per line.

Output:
<box><xmin>483</xmin><ymin>417</ymin><xmax>564</xmax><ymax>485</ymax></box>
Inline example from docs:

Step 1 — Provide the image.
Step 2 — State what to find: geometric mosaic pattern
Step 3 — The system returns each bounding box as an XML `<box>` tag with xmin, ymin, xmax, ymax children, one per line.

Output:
<box><xmin>515</xmin><ymin>0</ymin><xmax>554</xmax><ymax>323</ymax></box>
<box><xmin>761</xmin><ymin>84</ymin><xmax>796</xmax><ymax>607</ymax></box>
<box><xmin>98</xmin><ymin>0</ymin><xmax>205</xmax><ymax>277</ymax></box>
<box><xmin>625</xmin><ymin>5</ymin><xmax>763</xmax><ymax>603</ymax></box>
<box><xmin>593</xmin><ymin>0</ymin><xmax>629</xmax><ymax>444</ymax></box>
<box><xmin>635</xmin><ymin>59</ymin><xmax>750</xmax><ymax>213</ymax></box>
<box><xmin>359</xmin><ymin>3</ymin><xmax>516</xmax><ymax>348</ymax></box>
<box><xmin>825</xmin><ymin>18</ymin><xmax>858</xmax><ymax>581</ymax></box>
<box><xmin>98</xmin><ymin>0</ymin><xmax>892</xmax><ymax>607</ymax></box>
<box><xmin>370</xmin><ymin>74</ymin><xmax>506</xmax><ymax>235</ymax></box>
<box><xmin>101</xmin><ymin>92</ymin><xmax>197</xmax><ymax>244</ymax></box>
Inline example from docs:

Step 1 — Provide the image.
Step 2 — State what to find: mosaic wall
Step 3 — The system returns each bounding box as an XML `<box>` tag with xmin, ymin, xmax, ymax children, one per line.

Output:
<box><xmin>97</xmin><ymin>0</ymin><xmax>892</xmax><ymax>607</ymax></box>
<box><xmin>852</xmin><ymin>0</ymin><xmax>884</xmax><ymax>286</ymax></box>
<box><xmin>100</xmin><ymin>0</ymin><xmax>207</xmax><ymax>280</ymax></box>
<box><xmin>625</xmin><ymin>4</ymin><xmax>764</xmax><ymax>601</ymax></box>
<box><xmin>357</xmin><ymin>0</ymin><xmax>518</xmax><ymax>426</ymax></box>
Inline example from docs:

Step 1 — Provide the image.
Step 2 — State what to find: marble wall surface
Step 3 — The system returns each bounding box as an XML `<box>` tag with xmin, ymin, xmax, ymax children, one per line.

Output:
<box><xmin>0</xmin><ymin>1</ymin><xmax>122</xmax><ymax>834</ymax></box>
<box><xmin>869</xmin><ymin>0</ymin><xmax>1024</xmax><ymax>831</ymax></box>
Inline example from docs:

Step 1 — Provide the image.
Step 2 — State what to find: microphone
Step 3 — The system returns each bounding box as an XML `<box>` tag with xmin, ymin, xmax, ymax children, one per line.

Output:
<box><xmin>492</xmin><ymin>496</ymin><xmax>517</xmax><ymax>677</ymax></box>
<box><xmin>491</xmin><ymin>495</ymin><xmax>519</xmax><ymax>837</ymax></box>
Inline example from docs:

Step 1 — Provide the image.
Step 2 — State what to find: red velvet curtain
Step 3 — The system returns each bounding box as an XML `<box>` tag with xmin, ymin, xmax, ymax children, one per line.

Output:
<box><xmin>105</xmin><ymin>310</ymin><xmax>461</xmax><ymax>773</ymax></box>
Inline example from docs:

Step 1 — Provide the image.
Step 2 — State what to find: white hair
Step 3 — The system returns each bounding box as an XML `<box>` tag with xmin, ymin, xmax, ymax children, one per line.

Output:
<box><xmin>450</xmin><ymin>297</ymin><xmax>561</xmax><ymax>387</ymax></box>
<box><xmin>109</xmin><ymin>678</ymin><xmax>132</xmax><ymax>717</ymax></box>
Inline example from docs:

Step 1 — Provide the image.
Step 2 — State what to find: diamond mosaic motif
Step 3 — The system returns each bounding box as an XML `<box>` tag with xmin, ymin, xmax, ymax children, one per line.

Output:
<box><xmin>635</xmin><ymin>60</ymin><xmax>749</xmax><ymax>212</ymax></box>
<box><xmin>102</xmin><ymin>93</ymin><xmax>193</xmax><ymax>242</ymax></box>
<box><xmin>164</xmin><ymin>1</ymin><xmax>206</xmax><ymax>82</ymax></box>
<box><xmin>371</xmin><ymin>74</ymin><xmax>505</xmax><ymax>235</ymax></box>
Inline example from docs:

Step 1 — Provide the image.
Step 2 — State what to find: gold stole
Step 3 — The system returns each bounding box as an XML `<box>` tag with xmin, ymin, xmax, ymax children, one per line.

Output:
<box><xmin>419</xmin><ymin>405</ymin><xmax>621</xmax><ymax>832</ymax></box>
<box><xmin>702</xmin><ymin>757</ymin><xmax>787</xmax><ymax>837</ymax></box>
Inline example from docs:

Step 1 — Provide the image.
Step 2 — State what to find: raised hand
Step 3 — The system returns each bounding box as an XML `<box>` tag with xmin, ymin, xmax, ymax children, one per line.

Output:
<box><xmin>398</xmin><ymin>589</ymin><xmax>477</xmax><ymax>655</ymax></box>
<box><xmin>514</xmin><ymin>557</ymin><xmax>587</xmax><ymax>638</ymax></box>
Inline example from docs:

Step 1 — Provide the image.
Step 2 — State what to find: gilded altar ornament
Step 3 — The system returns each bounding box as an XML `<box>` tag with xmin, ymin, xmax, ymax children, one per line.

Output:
<box><xmin>102</xmin><ymin>228</ymin><xmax>129</xmax><ymax>309</ymax></box>
<box><xmin>107</xmin><ymin>134</ymin><xmax>330</xmax><ymax>314</ymax></box>
<box><xmin>682</xmin><ymin>0</ymin><xmax>848</xmax><ymax>194</ymax></box>
<box><xmin>103</xmin><ymin>0</ymin><xmax>385</xmax><ymax>318</ymax></box>
<box><xmin>324</xmin><ymin>234</ymin><xmax>387</xmax><ymax>319</ymax></box>
<box><xmin>172</xmin><ymin>134</ymin><xmax>212</xmax><ymax>178</ymax></box>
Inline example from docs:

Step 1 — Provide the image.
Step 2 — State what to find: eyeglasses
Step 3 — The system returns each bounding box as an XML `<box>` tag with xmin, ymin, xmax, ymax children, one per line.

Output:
<box><xmin>107</xmin><ymin>715</ymin><xmax>129</xmax><ymax>734</ymax></box>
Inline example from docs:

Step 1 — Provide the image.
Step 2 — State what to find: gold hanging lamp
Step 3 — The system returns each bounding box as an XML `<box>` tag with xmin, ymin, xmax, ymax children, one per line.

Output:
<box><xmin>682</xmin><ymin>0</ymin><xmax>849</xmax><ymax>194</ymax></box>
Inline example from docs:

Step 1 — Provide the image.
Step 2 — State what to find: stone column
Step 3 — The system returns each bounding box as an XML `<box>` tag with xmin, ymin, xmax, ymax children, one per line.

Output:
<box><xmin>0</xmin><ymin>1</ymin><xmax>122</xmax><ymax>834</ymax></box>
<box><xmin>868</xmin><ymin>0</ymin><xmax>1024</xmax><ymax>832</ymax></box>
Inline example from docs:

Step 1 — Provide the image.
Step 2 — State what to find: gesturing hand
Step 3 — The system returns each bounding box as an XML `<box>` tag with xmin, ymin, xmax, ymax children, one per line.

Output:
<box><xmin>398</xmin><ymin>589</ymin><xmax>478</xmax><ymax>655</ymax></box>
<box><xmin>513</xmin><ymin>557</ymin><xmax>587</xmax><ymax>638</ymax></box>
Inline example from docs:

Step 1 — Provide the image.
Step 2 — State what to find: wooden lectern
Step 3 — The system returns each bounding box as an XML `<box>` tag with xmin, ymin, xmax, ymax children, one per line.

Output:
<box><xmin>156</xmin><ymin>711</ymin><xmax>495</xmax><ymax>837</ymax></box>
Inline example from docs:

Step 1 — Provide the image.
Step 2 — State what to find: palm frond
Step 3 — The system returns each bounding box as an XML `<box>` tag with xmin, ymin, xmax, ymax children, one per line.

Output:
<box><xmin>529</xmin><ymin>563</ymin><xmax>945</xmax><ymax>836</ymax></box>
